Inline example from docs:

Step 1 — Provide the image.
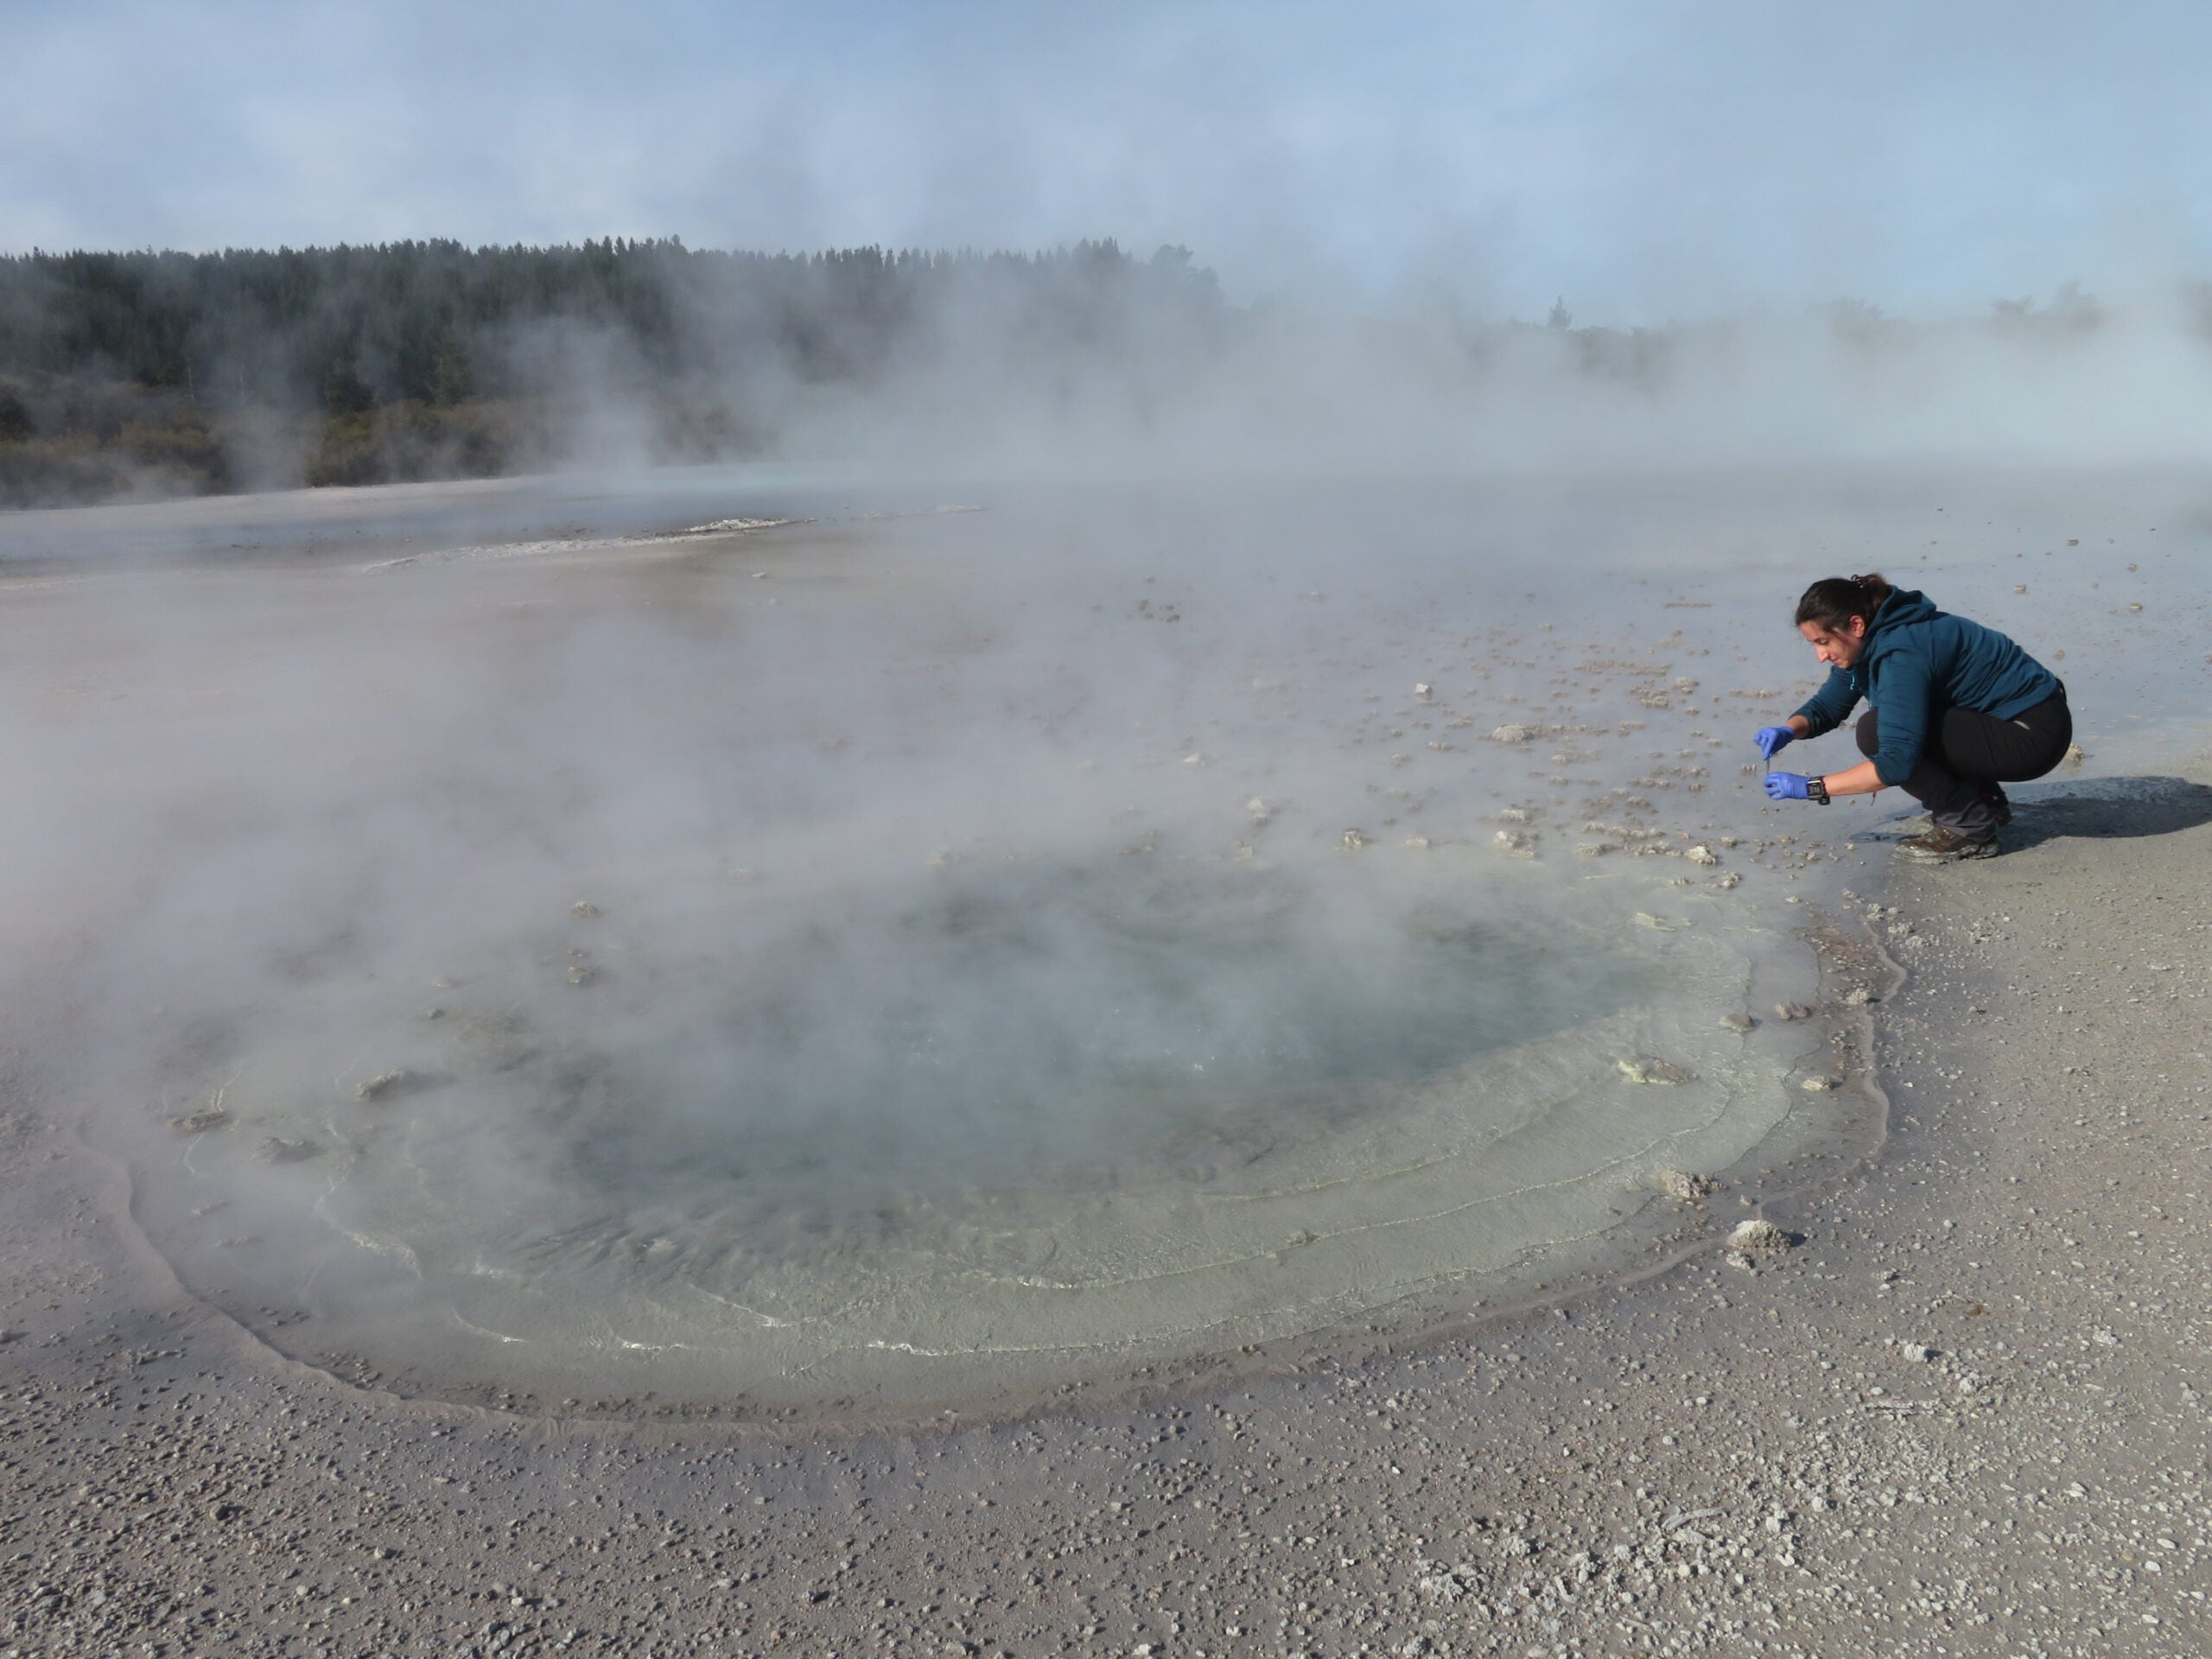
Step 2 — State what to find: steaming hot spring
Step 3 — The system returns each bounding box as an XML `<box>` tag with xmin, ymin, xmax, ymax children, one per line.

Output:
<box><xmin>8</xmin><ymin>479</ymin><xmax>1855</xmax><ymax>1416</ymax></box>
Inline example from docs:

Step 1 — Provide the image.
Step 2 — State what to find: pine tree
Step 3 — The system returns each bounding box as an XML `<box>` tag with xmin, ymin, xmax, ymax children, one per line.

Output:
<box><xmin>431</xmin><ymin>332</ymin><xmax>474</xmax><ymax>408</ymax></box>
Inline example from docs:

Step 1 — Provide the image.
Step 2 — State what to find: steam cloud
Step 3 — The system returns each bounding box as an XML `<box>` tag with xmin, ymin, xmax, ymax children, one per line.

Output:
<box><xmin>10</xmin><ymin>240</ymin><xmax>2212</xmax><ymax>508</ymax></box>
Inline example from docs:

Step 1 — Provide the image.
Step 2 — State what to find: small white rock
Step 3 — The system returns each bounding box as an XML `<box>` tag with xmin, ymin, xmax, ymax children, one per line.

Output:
<box><xmin>1729</xmin><ymin>1218</ymin><xmax>1792</xmax><ymax>1253</ymax></box>
<box><xmin>1618</xmin><ymin>1056</ymin><xmax>1691</xmax><ymax>1085</ymax></box>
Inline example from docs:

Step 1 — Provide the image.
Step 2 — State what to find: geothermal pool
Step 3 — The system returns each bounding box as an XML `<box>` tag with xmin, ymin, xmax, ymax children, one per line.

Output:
<box><xmin>5</xmin><ymin>467</ymin><xmax>2194</xmax><ymax>1414</ymax></box>
<box><xmin>124</xmin><ymin>849</ymin><xmax>1823</xmax><ymax>1411</ymax></box>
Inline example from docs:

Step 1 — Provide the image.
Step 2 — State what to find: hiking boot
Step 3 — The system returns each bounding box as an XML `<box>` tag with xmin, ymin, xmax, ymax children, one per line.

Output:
<box><xmin>1979</xmin><ymin>787</ymin><xmax>2013</xmax><ymax>826</ymax></box>
<box><xmin>1896</xmin><ymin>825</ymin><xmax>1999</xmax><ymax>861</ymax></box>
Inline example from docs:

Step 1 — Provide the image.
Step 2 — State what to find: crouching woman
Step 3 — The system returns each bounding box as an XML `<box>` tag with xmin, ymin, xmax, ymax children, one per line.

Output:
<box><xmin>1757</xmin><ymin>573</ymin><xmax>2072</xmax><ymax>861</ymax></box>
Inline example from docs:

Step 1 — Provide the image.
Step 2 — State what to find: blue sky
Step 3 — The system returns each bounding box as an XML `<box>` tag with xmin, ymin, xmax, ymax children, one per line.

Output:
<box><xmin>3</xmin><ymin>0</ymin><xmax>2207</xmax><ymax>321</ymax></box>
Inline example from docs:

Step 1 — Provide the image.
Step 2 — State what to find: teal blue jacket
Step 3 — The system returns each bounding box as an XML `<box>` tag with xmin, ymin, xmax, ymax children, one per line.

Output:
<box><xmin>1793</xmin><ymin>588</ymin><xmax>2060</xmax><ymax>785</ymax></box>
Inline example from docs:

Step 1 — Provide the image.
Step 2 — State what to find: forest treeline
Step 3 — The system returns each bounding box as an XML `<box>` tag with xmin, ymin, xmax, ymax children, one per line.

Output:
<box><xmin>0</xmin><ymin>238</ymin><xmax>2183</xmax><ymax>510</ymax></box>
<box><xmin>0</xmin><ymin>237</ymin><xmax>1227</xmax><ymax>506</ymax></box>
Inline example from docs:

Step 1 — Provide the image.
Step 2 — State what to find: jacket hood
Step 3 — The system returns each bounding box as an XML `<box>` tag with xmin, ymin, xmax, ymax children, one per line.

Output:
<box><xmin>1863</xmin><ymin>587</ymin><xmax>1940</xmax><ymax>652</ymax></box>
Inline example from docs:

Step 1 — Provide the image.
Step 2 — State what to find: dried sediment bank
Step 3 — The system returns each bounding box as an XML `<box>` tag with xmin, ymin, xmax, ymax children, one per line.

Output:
<box><xmin>6</xmin><ymin>768</ymin><xmax>2211</xmax><ymax>1656</ymax></box>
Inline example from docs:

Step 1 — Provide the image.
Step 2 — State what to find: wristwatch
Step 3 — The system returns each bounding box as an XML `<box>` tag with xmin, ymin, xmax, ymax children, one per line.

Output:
<box><xmin>1807</xmin><ymin>777</ymin><xmax>1831</xmax><ymax>804</ymax></box>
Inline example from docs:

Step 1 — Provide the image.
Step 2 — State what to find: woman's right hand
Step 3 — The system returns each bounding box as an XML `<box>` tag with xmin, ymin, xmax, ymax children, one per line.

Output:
<box><xmin>1754</xmin><ymin>725</ymin><xmax>1796</xmax><ymax>760</ymax></box>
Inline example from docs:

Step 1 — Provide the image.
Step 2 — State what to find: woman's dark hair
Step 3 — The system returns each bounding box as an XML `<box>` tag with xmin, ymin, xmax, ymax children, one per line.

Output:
<box><xmin>1795</xmin><ymin>572</ymin><xmax>1893</xmax><ymax>632</ymax></box>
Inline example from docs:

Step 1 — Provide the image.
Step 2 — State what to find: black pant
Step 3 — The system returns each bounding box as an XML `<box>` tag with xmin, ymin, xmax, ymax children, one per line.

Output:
<box><xmin>1854</xmin><ymin>689</ymin><xmax>2071</xmax><ymax>836</ymax></box>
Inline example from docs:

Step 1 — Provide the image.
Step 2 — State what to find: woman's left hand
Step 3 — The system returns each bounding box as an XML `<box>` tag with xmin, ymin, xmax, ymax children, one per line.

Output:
<box><xmin>1764</xmin><ymin>772</ymin><xmax>1816</xmax><ymax>801</ymax></box>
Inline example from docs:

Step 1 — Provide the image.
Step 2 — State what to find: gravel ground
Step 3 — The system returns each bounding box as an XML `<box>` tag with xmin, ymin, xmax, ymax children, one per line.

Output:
<box><xmin>5</xmin><ymin>775</ymin><xmax>2211</xmax><ymax>1659</ymax></box>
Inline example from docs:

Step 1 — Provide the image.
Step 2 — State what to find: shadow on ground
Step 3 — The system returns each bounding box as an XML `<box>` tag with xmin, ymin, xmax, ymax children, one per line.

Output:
<box><xmin>1858</xmin><ymin>774</ymin><xmax>2212</xmax><ymax>852</ymax></box>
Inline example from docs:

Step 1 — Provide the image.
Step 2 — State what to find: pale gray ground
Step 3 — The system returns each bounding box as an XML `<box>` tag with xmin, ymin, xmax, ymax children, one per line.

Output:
<box><xmin>5</xmin><ymin>771</ymin><xmax>2210</xmax><ymax>1657</ymax></box>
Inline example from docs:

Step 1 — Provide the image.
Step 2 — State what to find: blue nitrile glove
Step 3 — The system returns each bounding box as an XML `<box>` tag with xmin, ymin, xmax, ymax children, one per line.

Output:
<box><xmin>1754</xmin><ymin>725</ymin><xmax>1796</xmax><ymax>760</ymax></box>
<box><xmin>1764</xmin><ymin>771</ymin><xmax>1815</xmax><ymax>802</ymax></box>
